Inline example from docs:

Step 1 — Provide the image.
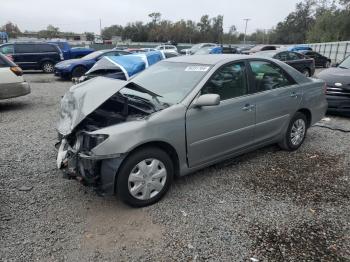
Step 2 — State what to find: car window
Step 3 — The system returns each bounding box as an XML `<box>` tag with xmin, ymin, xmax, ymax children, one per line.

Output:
<box><xmin>249</xmin><ymin>61</ymin><xmax>294</xmax><ymax>92</ymax></box>
<box><xmin>274</xmin><ymin>52</ymin><xmax>288</xmax><ymax>61</ymax></box>
<box><xmin>287</xmin><ymin>52</ymin><xmax>303</xmax><ymax>61</ymax></box>
<box><xmin>38</xmin><ymin>44</ymin><xmax>58</xmax><ymax>52</ymax></box>
<box><xmin>261</xmin><ymin>46</ymin><xmax>276</xmax><ymax>51</ymax></box>
<box><xmin>15</xmin><ymin>44</ymin><xmax>36</xmax><ymax>53</ymax></box>
<box><xmin>202</xmin><ymin>62</ymin><xmax>248</xmax><ymax>101</ymax></box>
<box><xmin>0</xmin><ymin>44</ymin><xmax>14</xmax><ymax>54</ymax></box>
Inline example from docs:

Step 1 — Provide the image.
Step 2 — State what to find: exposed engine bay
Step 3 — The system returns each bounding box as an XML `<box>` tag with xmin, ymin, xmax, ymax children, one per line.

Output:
<box><xmin>56</xmin><ymin>78</ymin><xmax>168</xmax><ymax>194</ymax></box>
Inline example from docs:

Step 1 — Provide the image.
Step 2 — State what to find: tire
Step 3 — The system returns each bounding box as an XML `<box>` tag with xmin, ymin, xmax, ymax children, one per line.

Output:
<box><xmin>71</xmin><ymin>66</ymin><xmax>87</xmax><ymax>79</ymax></box>
<box><xmin>278</xmin><ymin>112</ymin><xmax>308</xmax><ymax>151</ymax></box>
<box><xmin>324</xmin><ymin>61</ymin><xmax>331</xmax><ymax>68</ymax></box>
<box><xmin>42</xmin><ymin>61</ymin><xmax>54</xmax><ymax>73</ymax></box>
<box><xmin>302</xmin><ymin>68</ymin><xmax>310</xmax><ymax>77</ymax></box>
<box><xmin>116</xmin><ymin>147</ymin><xmax>174</xmax><ymax>207</ymax></box>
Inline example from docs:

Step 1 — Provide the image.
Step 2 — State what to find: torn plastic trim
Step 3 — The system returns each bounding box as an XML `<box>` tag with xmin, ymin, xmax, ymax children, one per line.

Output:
<box><xmin>78</xmin><ymin>152</ymin><xmax>122</xmax><ymax>160</ymax></box>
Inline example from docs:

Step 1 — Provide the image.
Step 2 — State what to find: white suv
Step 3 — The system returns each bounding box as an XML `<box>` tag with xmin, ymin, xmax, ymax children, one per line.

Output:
<box><xmin>0</xmin><ymin>54</ymin><xmax>30</xmax><ymax>100</ymax></box>
<box><xmin>155</xmin><ymin>45</ymin><xmax>178</xmax><ymax>52</ymax></box>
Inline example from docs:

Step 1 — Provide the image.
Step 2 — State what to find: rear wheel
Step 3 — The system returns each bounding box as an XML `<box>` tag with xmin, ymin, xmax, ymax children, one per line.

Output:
<box><xmin>324</xmin><ymin>61</ymin><xmax>331</xmax><ymax>68</ymax></box>
<box><xmin>279</xmin><ymin>112</ymin><xmax>308</xmax><ymax>151</ymax></box>
<box><xmin>42</xmin><ymin>61</ymin><xmax>54</xmax><ymax>73</ymax></box>
<box><xmin>71</xmin><ymin>66</ymin><xmax>87</xmax><ymax>79</ymax></box>
<box><xmin>116</xmin><ymin>147</ymin><xmax>174</xmax><ymax>207</ymax></box>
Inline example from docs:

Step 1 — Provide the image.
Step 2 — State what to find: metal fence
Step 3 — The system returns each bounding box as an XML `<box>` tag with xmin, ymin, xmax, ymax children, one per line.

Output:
<box><xmin>308</xmin><ymin>41</ymin><xmax>350</xmax><ymax>63</ymax></box>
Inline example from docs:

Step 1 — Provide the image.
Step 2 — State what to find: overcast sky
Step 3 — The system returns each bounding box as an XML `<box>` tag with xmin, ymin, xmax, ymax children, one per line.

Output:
<box><xmin>1</xmin><ymin>0</ymin><xmax>301</xmax><ymax>34</ymax></box>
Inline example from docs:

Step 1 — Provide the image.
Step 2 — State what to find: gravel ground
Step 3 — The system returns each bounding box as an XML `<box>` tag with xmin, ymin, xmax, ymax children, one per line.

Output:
<box><xmin>0</xmin><ymin>73</ymin><xmax>349</xmax><ymax>261</ymax></box>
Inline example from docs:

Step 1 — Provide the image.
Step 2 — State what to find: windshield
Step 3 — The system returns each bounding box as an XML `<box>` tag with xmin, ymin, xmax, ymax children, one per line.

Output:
<box><xmin>120</xmin><ymin>61</ymin><xmax>211</xmax><ymax>105</ymax></box>
<box><xmin>339</xmin><ymin>56</ymin><xmax>350</xmax><ymax>69</ymax></box>
<box><xmin>82</xmin><ymin>51</ymin><xmax>104</xmax><ymax>60</ymax></box>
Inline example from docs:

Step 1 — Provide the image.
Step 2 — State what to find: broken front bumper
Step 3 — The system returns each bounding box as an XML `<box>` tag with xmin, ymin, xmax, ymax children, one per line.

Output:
<box><xmin>56</xmin><ymin>139</ymin><xmax>124</xmax><ymax>195</ymax></box>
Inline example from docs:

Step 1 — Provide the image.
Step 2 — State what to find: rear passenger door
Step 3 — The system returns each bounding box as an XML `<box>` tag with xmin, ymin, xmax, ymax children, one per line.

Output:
<box><xmin>248</xmin><ymin>60</ymin><xmax>302</xmax><ymax>143</ymax></box>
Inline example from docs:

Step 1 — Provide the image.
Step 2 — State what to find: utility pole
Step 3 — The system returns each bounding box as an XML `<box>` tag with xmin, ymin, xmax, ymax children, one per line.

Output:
<box><xmin>243</xmin><ymin>18</ymin><xmax>251</xmax><ymax>45</ymax></box>
<box><xmin>99</xmin><ymin>18</ymin><xmax>102</xmax><ymax>36</ymax></box>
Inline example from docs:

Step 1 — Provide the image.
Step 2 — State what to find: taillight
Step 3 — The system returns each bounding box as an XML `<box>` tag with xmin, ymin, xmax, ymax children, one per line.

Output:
<box><xmin>10</xmin><ymin>66</ymin><xmax>23</xmax><ymax>76</ymax></box>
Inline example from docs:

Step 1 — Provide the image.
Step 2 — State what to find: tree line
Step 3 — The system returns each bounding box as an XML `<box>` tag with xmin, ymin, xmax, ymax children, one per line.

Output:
<box><xmin>1</xmin><ymin>0</ymin><xmax>349</xmax><ymax>44</ymax></box>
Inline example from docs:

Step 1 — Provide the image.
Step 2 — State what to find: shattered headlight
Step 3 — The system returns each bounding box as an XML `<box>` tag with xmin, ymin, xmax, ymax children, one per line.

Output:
<box><xmin>82</xmin><ymin>134</ymin><xmax>109</xmax><ymax>151</ymax></box>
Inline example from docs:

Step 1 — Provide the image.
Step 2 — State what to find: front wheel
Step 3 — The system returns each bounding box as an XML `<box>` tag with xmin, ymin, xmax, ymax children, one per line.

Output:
<box><xmin>279</xmin><ymin>112</ymin><xmax>308</xmax><ymax>151</ymax></box>
<box><xmin>71</xmin><ymin>66</ymin><xmax>87</xmax><ymax>79</ymax></box>
<box><xmin>116</xmin><ymin>147</ymin><xmax>174</xmax><ymax>207</ymax></box>
<box><xmin>324</xmin><ymin>61</ymin><xmax>331</xmax><ymax>68</ymax></box>
<box><xmin>42</xmin><ymin>61</ymin><xmax>54</xmax><ymax>73</ymax></box>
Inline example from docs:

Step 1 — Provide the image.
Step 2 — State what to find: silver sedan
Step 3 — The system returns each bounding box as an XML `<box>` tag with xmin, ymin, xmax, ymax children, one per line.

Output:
<box><xmin>57</xmin><ymin>55</ymin><xmax>327</xmax><ymax>207</ymax></box>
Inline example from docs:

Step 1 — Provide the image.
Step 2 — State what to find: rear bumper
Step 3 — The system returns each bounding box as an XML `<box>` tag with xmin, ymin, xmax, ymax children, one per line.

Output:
<box><xmin>0</xmin><ymin>81</ymin><xmax>31</xmax><ymax>100</ymax></box>
<box><xmin>326</xmin><ymin>95</ymin><xmax>350</xmax><ymax>113</ymax></box>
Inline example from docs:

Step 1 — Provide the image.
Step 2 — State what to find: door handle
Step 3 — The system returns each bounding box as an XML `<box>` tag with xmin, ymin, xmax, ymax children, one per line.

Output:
<box><xmin>242</xmin><ymin>104</ymin><xmax>255</xmax><ymax>111</ymax></box>
<box><xmin>290</xmin><ymin>92</ymin><xmax>298</xmax><ymax>98</ymax></box>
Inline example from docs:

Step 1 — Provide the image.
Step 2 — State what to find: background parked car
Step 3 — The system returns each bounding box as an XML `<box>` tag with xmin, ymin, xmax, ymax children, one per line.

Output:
<box><xmin>254</xmin><ymin>50</ymin><xmax>315</xmax><ymax>77</ymax></box>
<box><xmin>317</xmin><ymin>55</ymin><xmax>350</xmax><ymax>114</ymax></box>
<box><xmin>180</xmin><ymin>43</ymin><xmax>217</xmax><ymax>55</ymax></box>
<box><xmin>77</xmin><ymin>51</ymin><xmax>165</xmax><ymax>83</ymax></box>
<box><xmin>242</xmin><ymin>45</ymin><xmax>277</xmax><ymax>54</ymax></box>
<box><xmin>236</xmin><ymin>45</ymin><xmax>255</xmax><ymax>54</ymax></box>
<box><xmin>54</xmin><ymin>49</ymin><xmax>131</xmax><ymax>79</ymax></box>
<box><xmin>287</xmin><ymin>45</ymin><xmax>313</xmax><ymax>52</ymax></box>
<box><xmin>193</xmin><ymin>46</ymin><xmax>223</xmax><ymax>55</ymax></box>
<box><xmin>0</xmin><ymin>42</ymin><xmax>64</xmax><ymax>73</ymax></box>
<box><xmin>155</xmin><ymin>44</ymin><xmax>178</xmax><ymax>53</ymax></box>
<box><xmin>48</xmin><ymin>41</ymin><xmax>94</xmax><ymax>60</ymax></box>
<box><xmin>0</xmin><ymin>53</ymin><xmax>30</xmax><ymax>100</ymax></box>
<box><xmin>299</xmin><ymin>50</ymin><xmax>332</xmax><ymax>68</ymax></box>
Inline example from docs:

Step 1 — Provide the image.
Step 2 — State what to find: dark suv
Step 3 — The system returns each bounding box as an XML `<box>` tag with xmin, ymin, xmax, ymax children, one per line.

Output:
<box><xmin>0</xmin><ymin>42</ymin><xmax>63</xmax><ymax>73</ymax></box>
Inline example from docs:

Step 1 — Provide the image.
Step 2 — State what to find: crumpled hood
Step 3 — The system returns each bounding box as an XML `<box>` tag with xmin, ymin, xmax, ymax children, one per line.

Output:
<box><xmin>317</xmin><ymin>67</ymin><xmax>350</xmax><ymax>87</ymax></box>
<box><xmin>57</xmin><ymin>77</ymin><xmax>127</xmax><ymax>136</ymax></box>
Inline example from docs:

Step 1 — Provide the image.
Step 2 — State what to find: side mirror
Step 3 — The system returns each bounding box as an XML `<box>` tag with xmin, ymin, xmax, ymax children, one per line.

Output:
<box><xmin>193</xmin><ymin>94</ymin><xmax>220</xmax><ymax>108</ymax></box>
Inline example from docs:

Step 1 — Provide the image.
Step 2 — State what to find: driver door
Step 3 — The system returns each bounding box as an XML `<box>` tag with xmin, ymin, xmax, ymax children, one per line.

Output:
<box><xmin>186</xmin><ymin>62</ymin><xmax>256</xmax><ymax>167</ymax></box>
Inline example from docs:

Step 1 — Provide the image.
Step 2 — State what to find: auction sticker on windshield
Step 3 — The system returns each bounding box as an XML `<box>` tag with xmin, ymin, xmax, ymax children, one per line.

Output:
<box><xmin>185</xmin><ymin>66</ymin><xmax>210</xmax><ymax>72</ymax></box>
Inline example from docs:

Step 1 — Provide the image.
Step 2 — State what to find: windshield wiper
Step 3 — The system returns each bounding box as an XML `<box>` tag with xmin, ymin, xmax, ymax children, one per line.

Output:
<box><xmin>339</xmin><ymin>66</ymin><xmax>349</xmax><ymax>69</ymax></box>
<box><xmin>125</xmin><ymin>82</ymin><xmax>163</xmax><ymax>98</ymax></box>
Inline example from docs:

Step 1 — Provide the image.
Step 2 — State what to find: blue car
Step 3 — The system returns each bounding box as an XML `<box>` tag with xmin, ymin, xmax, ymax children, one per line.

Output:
<box><xmin>78</xmin><ymin>51</ymin><xmax>165</xmax><ymax>83</ymax></box>
<box><xmin>54</xmin><ymin>49</ymin><xmax>131</xmax><ymax>79</ymax></box>
<box><xmin>288</xmin><ymin>45</ymin><xmax>312</xmax><ymax>52</ymax></box>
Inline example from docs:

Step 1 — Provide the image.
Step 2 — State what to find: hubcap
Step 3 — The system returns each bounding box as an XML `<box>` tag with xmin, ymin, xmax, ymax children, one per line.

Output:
<box><xmin>303</xmin><ymin>70</ymin><xmax>310</xmax><ymax>77</ymax></box>
<box><xmin>44</xmin><ymin>63</ymin><xmax>53</xmax><ymax>72</ymax></box>
<box><xmin>128</xmin><ymin>159</ymin><xmax>167</xmax><ymax>200</ymax></box>
<box><xmin>290</xmin><ymin>119</ymin><xmax>306</xmax><ymax>146</ymax></box>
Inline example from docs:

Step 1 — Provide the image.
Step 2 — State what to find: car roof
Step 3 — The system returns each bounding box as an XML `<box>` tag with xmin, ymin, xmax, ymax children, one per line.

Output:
<box><xmin>13</xmin><ymin>42</ymin><xmax>56</xmax><ymax>45</ymax></box>
<box><xmin>166</xmin><ymin>54</ymin><xmax>251</xmax><ymax>65</ymax></box>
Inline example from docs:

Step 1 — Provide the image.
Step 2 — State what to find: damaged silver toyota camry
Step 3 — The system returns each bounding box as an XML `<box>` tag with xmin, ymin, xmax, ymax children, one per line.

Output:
<box><xmin>57</xmin><ymin>55</ymin><xmax>327</xmax><ymax>207</ymax></box>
